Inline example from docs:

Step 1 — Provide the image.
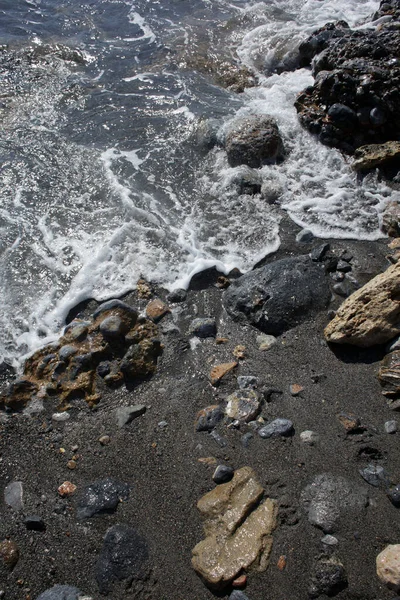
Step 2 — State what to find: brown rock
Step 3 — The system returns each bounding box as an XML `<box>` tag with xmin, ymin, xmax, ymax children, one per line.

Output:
<box><xmin>67</xmin><ymin>460</ymin><xmax>77</xmax><ymax>470</ymax></box>
<box><xmin>232</xmin><ymin>574</ymin><xmax>247</xmax><ymax>587</ymax></box>
<box><xmin>209</xmin><ymin>362</ymin><xmax>238</xmax><ymax>385</ymax></box>
<box><xmin>145</xmin><ymin>299</ymin><xmax>170</xmax><ymax>322</ymax></box>
<box><xmin>192</xmin><ymin>466</ymin><xmax>278</xmax><ymax>589</ymax></box>
<box><xmin>337</xmin><ymin>412</ymin><xmax>362</xmax><ymax>432</ymax></box>
<box><xmin>0</xmin><ymin>540</ymin><xmax>19</xmax><ymax>570</ymax></box>
<box><xmin>233</xmin><ymin>345</ymin><xmax>246</xmax><ymax>359</ymax></box>
<box><xmin>352</xmin><ymin>141</ymin><xmax>400</xmax><ymax>172</ymax></box>
<box><xmin>378</xmin><ymin>351</ymin><xmax>400</xmax><ymax>397</ymax></box>
<box><xmin>290</xmin><ymin>384</ymin><xmax>303</xmax><ymax>396</ymax></box>
<box><xmin>225</xmin><ymin>390</ymin><xmax>260</xmax><ymax>423</ymax></box>
<box><xmin>277</xmin><ymin>555</ymin><xmax>287</xmax><ymax>571</ymax></box>
<box><xmin>382</xmin><ymin>201</ymin><xmax>400</xmax><ymax>238</ymax></box>
<box><xmin>324</xmin><ymin>261</ymin><xmax>400</xmax><ymax>347</ymax></box>
<box><xmin>58</xmin><ymin>481</ymin><xmax>77</xmax><ymax>497</ymax></box>
<box><xmin>137</xmin><ymin>278</ymin><xmax>152</xmax><ymax>299</ymax></box>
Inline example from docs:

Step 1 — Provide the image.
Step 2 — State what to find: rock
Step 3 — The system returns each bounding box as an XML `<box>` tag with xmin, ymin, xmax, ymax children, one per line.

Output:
<box><xmin>387</xmin><ymin>485</ymin><xmax>400</xmax><ymax>507</ymax></box>
<box><xmin>337</xmin><ymin>412</ymin><xmax>362</xmax><ymax>432</ymax></box>
<box><xmin>309</xmin><ymin>557</ymin><xmax>348</xmax><ymax>598</ymax></box>
<box><xmin>4</xmin><ymin>481</ymin><xmax>23</xmax><ymax>511</ymax></box>
<box><xmin>300</xmin><ymin>430</ymin><xmax>320</xmax><ymax>445</ymax></box>
<box><xmin>166</xmin><ymin>288</ymin><xmax>187</xmax><ymax>303</ymax></box>
<box><xmin>229</xmin><ymin>592</ymin><xmax>250</xmax><ymax>600</ymax></box>
<box><xmin>192</xmin><ymin>467</ymin><xmax>277</xmax><ymax>589</ymax></box>
<box><xmin>290</xmin><ymin>384</ymin><xmax>303</xmax><ymax>396</ymax></box>
<box><xmin>225</xmin><ymin>166</ymin><xmax>263</xmax><ymax>195</ymax></box>
<box><xmin>93</xmin><ymin>299</ymin><xmax>137</xmax><ymax>321</ymax></box>
<box><xmin>325</xmin><ymin>261</ymin><xmax>400</xmax><ymax>346</ymax></box>
<box><xmin>210</xmin><ymin>362</ymin><xmax>238</xmax><ymax>385</ymax></box>
<box><xmin>310</xmin><ymin>243</ymin><xmax>330</xmax><ymax>262</ymax></box>
<box><xmin>77</xmin><ymin>478</ymin><xmax>129</xmax><ymax>519</ymax></box>
<box><xmin>383</xmin><ymin>202</ymin><xmax>400</xmax><ymax>237</ymax></box>
<box><xmin>24</xmin><ymin>515</ymin><xmax>45</xmax><ymax>531</ymax></box>
<box><xmin>224</xmin><ymin>115</ymin><xmax>285</xmax><ymax>168</ymax></box>
<box><xmin>333</xmin><ymin>280</ymin><xmax>354</xmax><ymax>298</ymax></box>
<box><xmin>296</xmin><ymin>229</ymin><xmax>314</xmax><ymax>243</ymax></box>
<box><xmin>301</xmin><ymin>473</ymin><xmax>369</xmax><ymax>533</ymax></box>
<box><xmin>321</xmin><ymin>535</ymin><xmax>339</xmax><ymax>546</ymax></box>
<box><xmin>99</xmin><ymin>435</ymin><xmax>111</xmax><ymax>445</ymax></box>
<box><xmin>379</xmin><ymin>351</ymin><xmax>400</xmax><ymax>396</ymax></box>
<box><xmin>359</xmin><ymin>464</ymin><xmax>389</xmax><ymax>488</ymax></box>
<box><xmin>58</xmin><ymin>345</ymin><xmax>78</xmax><ymax>361</ymax></box>
<box><xmin>336</xmin><ymin>260</ymin><xmax>352</xmax><ymax>273</ymax></box>
<box><xmin>36</xmin><ymin>584</ymin><xmax>85</xmax><ymax>599</ymax></box>
<box><xmin>233</xmin><ymin>344</ymin><xmax>246</xmax><ymax>359</ymax></box>
<box><xmin>256</xmin><ymin>334</ymin><xmax>277</xmax><ymax>351</ymax></box>
<box><xmin>225</xmin><ymin>389</ymin><xmax>261</xmax><ymax>423</ymax></box>
<box><xmin>213</xmin><ymin>465</ymin><xmax>234</xmax><ymax>484</ymax></box>
<box><xmin>145</xmin><ymin>299</ymin><xmax>170</xmax><ymax>322</ymax></box>
<box><xmin>1</xmin><ymin>378</ymin><xmax>38</xmax><ymax>410</ymax></box>
<box><xmin>116</xmin><ymin>405</ymin><xmax>146</xmax><ymax>427</ymax></box>
<box><xmin>195</xmin><ymin>405</ymin><xmax>224</xmax><ymax>432</ymax></box>
<box><xmin>224</xmin><ymin>256</ymin><xmax>330</xmax><ymax>335</ymax></box>
<box><xmin>0</xmin><ymin>540</ymin><xmax>19</xmax><ymax>570</ymax></box>
<box><xmin>95</xmin><ymin>524</ymin><xmax>148</xmax><ymax>594</ymax></box>
<box><xmin>99</xmin><ymin>315</ymin><xmax>127</xmax><ymax>340</ymax></box>
<box><xmin>237</xmin><ymin>376</ymin><xmax>258</xmax><ymax>390</ymax></box>
<box><xmin>352</xmin><ymin>141</ymin><xmax>400</xmax><ymax>171</ymax></box>
<box><xmin>377</xmin><ymin>545</ymin><xmax>400</xmax><ymax>590</ymax></box>
<box><xmin>241</xmin><ymin>432</ymin><xmax>254</xmax><ymax>447</ymax></box>
<box><xmin>258</xmin><ymin>418</ymin><xmax>293</xmax><ymax>439</ymax></box>
<box><xmin>52</xmin><ymin>412</ymin><xmax>70</xmax><ymax>422</ymax></box>
<box><xmin>189</xmin><ymin>318</ymin><xmax>217</xmax><ymax>338</ymax></box>
<box><xmin>58</xmin><ymin>481</ymin><xmax>77</xmax><ymax>497</ymax></box>
<box><xmin>119</xmin><ymin>337</ymin><xmax>162</xmax><ymax>379</ymax></box>
<box><xmin>385</xmin><ymin>420</ymin><xmax>398</xmax><ymax>433</ymax></box>
<box><xmin>210</xmin><ymin>430</ymin><xmax>228</xmax><ymax>448</ymax></box>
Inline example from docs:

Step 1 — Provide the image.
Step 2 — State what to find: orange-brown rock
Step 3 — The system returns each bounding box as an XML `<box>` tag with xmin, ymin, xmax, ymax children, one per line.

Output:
<box><xmin>209</xmin><ymin>362</ymin><xmax>238</xmax><ymax>385</ymax></box>
<box><xmin>0</xmin><ymin>540</ymin><xmax>19</xmax><ymax>570</ymax></box>
<box><xmin>58</xmin><ymin>481</ymin><xmax>77</xmax><ymax>497</ymax></box>
<box><xmin>146</xmin><ymin>299</ymin><xmax>170</xmax><ymax>322</ymax></box>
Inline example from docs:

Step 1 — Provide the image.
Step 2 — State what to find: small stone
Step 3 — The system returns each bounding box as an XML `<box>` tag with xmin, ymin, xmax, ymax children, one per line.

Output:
<box><xmin>336</xmin><ymin>260</ymin><xmax>352</xmax><ymax>273</ymax></box>
<box><xmin>195</xmin><ymin>405</ymin><xmax>224</xmax><ymax>432</ymax></box>
<box><xmin>24</xmin><ymin>515</ymin><xmax>45</xmax><ymax>532</ymax></box>
<box><xmin>277</xmin><ymin>555</ymin><xmax>287</xmax><ymax>570</ymax></box>
<box><xmin>213</xmin><ymin>465</ymin><xmax>234</xmax><ymax>484</ymax></box>
<box><xmin>93</xmin><ymin>299</ymin><xmax>138</xmax><ymax>320</ymax></box>
<box><xmin>0</xmin><ymin>540</ymin><xmax>19</xmax><ymax>570</ymax></box>
<box><xmin>99</xmin><ymin>315</ymin><xmax>127</xmax><ymax>339</ymax></box>
<box><xmin>157</xmin><ymin>420</ymin><xmax>168</xmax><ymax>429</ymax></box>
<box><xmin>189</xmin><ymin>318</ymin><xmax>217</xmax><ymax>338</ymax></box>
<box><xmin>145</xmin><ymin>299</ymin><xmax>170</xmax><ymax>322</ymax></box>
<box><xmin>241</xmin><ymin>432</ymin><xmax>253</xmax><ymax>447</ymax></box>
<box><xmin>310</xmin><ymin>243</ymin><xmax>330</xmax><ymax>262</ymax></box>
<box><xmin>36</xmin><ymin>584</ymin><xmax>85</xmax><ymax>600</ymax></box>
<box><xmin>300</xmin><ymin>430</ymin><xmax>320</xmax><ymax>445</ymax></box>
<box><xmin>387</xmin><ymin>485</ymin><xmax>400</xmax><ymax>507</ymax></box>
<box><xmin>166</xmin><ymin>288</ymin><xmax>187</xmax><ymax>303</ymax></box>
<box><xmin>233</xmin><ymin>345</ymin><xmax>246</xmax><ymax>359</ymax></box>
<box><xmin>258</xmin><ymin>418</ymin><xmax>293</xmax><ymax>439</ymax></box>
<box><xmin>52</xmin><ymin>412</ymin><xmax>70</xmax><ymax>422</ymax></box>
<box><xmin>333</xmin><ymin>280</ymin><xmax>354</xmax><ymax>297</ymax></box>
<box><xmin>198</xmin><ymin>457</ymin><xmax>218</xmax><ymax>466</ymax></box>
<box><xmin>385</xmin><ymin>420</ymin><xmax>398</xmax><ymax>434</ymax></box>
<box><xmin>225</xmin><ymin>389</ymin><xmax>260</xmax><ymax>423</ymax></box>
<box><xmin>229</xmin><ymin>592</ymin><xmax>250</xmax><ymax>600</ymax></box>
<box><xmin>209</xmin><ymin>362</ymin><xmax>238</xmax><ymax>385</ymax></box>
<box><xmin>296</xmin><ymin>229</ymin><xmax>314</xmax><ymax>243</ymax></box>
<box><xmin>359</xmin><ymin>464</ymin><xmax>388</xmax><ymax>487</ymax></box>
<box><xmin>4</xmin><ymin>481</ymin><xmax>23</xmax><ymax>511</ymax></box>
<box><xmin>63</xmin><ymin>323</ymin><xmax>89</xmax><ymax>342</ymax></box>
<box><xmin>232</xmin><ymin>574</ymin><xmax>247</xmax><ymax>587</ymax></box>
<box><xmin>237</xmin><ymin>376</ymin><xmax>258</xmax><ymax>390</ymax></box>
<box><xmin>58</xmin><ymin>481</ymin><xmax>77</xmax><ymax>497</ymax></box>
<box><xmin>116</xmin><ymin>405</ymin><xmax>146</xmax><ymax>428</ymax></box>
<box><xmin>99</xmin><ymin>435</ymin><xmax>110</xmax><ymax>445</ymax></box>
<box><xmin>377</xmin><ymin>545</ymin><xmax>400</xmax><ymax>590</ymax></box>
<box><xmin>58</xmin><ymin>345</ymin><xmax>78</xmax><ymax>361</ymax></box>
<box><xmin>338</xmin><ymin>412</ymin><xmax>362</xmax><ymax>432</ymax></box>
<box><xmin>290</xmin><ymin>383</ymin><xmax>303</xmax><ymax>396</ymax></box>
<box><xmin>210</xmin><ymin>430</ymin><xmax>228</xmax><ymax>447</ymax></box>
<box><xmin>77</xmin><ymin>478</ymin><xmax>129</xmax><ymax>519</ymax></box>
<box><xmin>67</xmin><ymin>460</ymin><xmax>77</xmax><ymax>470</ymax></box>
<box><xmin>256</xmin><ymin>333</ymin><xmax>277</xmax><ymax>351</ymax></box>
<box><xmin>321</xmin><ymin>534</ymin><xmax>339</xmax><ymax>546</ymax></box>
<box><xmin>308</xmin><ymin>557</ymin><xmax>348</xmax><ymax>598</ymax></box>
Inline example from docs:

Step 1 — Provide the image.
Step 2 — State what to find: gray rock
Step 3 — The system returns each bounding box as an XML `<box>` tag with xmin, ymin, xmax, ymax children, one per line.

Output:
<box><xmin>256</xmin><ymin>334</ymin><xmax>277</xmax><ymax>351</ymax></box>
<box><xmin>93</xmin><ymin>299</ymin><xmax>137</xmax><ymax>319</ymax></box>
<box><xmin>385</xmin><ymin>420</ymin><xmax>398</xmax><ymax>434</ymax></box>
<box><xmin>189</xmin><ymin>318</ymin><xmax>217</xmax><ymax>338</ymax></box>
<box><xmin>36</xmin><ymin>585</ymin><xmax>84</xmax><ymax>600</ymax></box>
<box><xmin>309</xmin><ymin>557</ymin><xmax>348</xmax><ymax>598</ymax></box>
<box><xmin>296</xmin><ymin>229</ymin><xmax>314</xmax><ymax>243</ymax></box>
<box><xmin>333</xmin><ymin>280</ymin><xmax>354</xmax><ymax>298</ymax></box>
<box><xmin>321</xmin><ymin>534</ymin><xmax>339</xmax><ymax>546</ymax></box>
<box><xmin>310</xmin><ymin>243</ymin><xmax>330</xmax><ymax>262</ymax></box>
<box><xmin>95</xmin><ymin>524</ymin><xmax>148</xmax><ymax>594</ymax></box>
<box><xmin>301</xmin><ymin>473</ymin><xmax>369</xmax><ymax>533</ymax></box>
<box><xmin>77</xmin><ymin>478</ymin><xmax>129</xmax><ymax>519</ymax></box>
<box><xmin>225</xmin><ymin>115</ymin><xmax>285</xmax><ymax>168</ymax></box>
<box><xmin>237</xmin><ymin>375</ymin><xmax>258</xmax><ymax>390</ymax></box>
<box><xmin>300</xmin><ymin>430</ymin><xmax>320</xmax><ymax>445</ymax></box>
<box><xmin>336</xmin><ymin>259</ymin><xmax>352</xmax><ymax>273</ymax></box>
<box><xmin>223</xmin><ymin>256</ymin><xmax>330</xmax><ymax>335</ymax></box>
<box><xmin>387</xmin><ymin>335</ymin><xmax>400</xmax><ymax>353</ymax></box>
<box><xmin>52</xmin><ymin>412</ymin><xmax>70</xmax><ymax>422</ymax></box>
<box><xmin>213</xmin><ymin>465</ymin><xmax>234</xmax><ymax>484</ymax></box>
<box><xmin>166</xmin><ymin>288</ymin><xmax>187</xmax><ymax>303</ymax></box>
<box><xmin>225</xmin><ymin>389</ymin><xmax>260</xmax><ymax>423</ymax></box>
<box><xmin>387</xmin><ymin>484</ymin><xmax>400</xmax><ymax>507</ymax></box>
<box><xmin>195</xmin><ymin>405</ymin><xmax>224</xmax><ymax>432</ymax></box>
<box><xmin>258</xmin><ymin>418</ymin><xmax>293</xmax><ymax>439</ymax></box>
<box><xmin>63</xmin><ymin>323</ymin><xmax>89</xmax><ymax>342</ymax></box>
<box><xmin>359</xmin><ymin>464</ymin><xmax>389</xmax><ymax>488</ymax></box>
<box><xmin>229</xmin><ymin>591</ymin><xmax>250</xmax><ymax>600</ymax></box>
<box><xmin>116</xmin><ymin>405</ymin><xmax>146</xmax><ymax>428</ymax></box>
<box><xmin>4</xmin><ymin>481</ymin><xmax>23</xmax><ymax>511</ymax></box>
<box><xmin>241</xmin><ymin>432</ymin><xmax>254</xmax><ymax>447</ymax></box>
<box><xmin>58</xmin><ymin>346</ymin><xmax>78</xmax><ymax>361</ymax></box>
<box><xmin>99</xmin><ymin>316</ymin><xmax>126</xmax><ymax>339</ymax></box>
<box><xmin>210</xmin><ymin>430</ymin><xmax>228</xmax><ymax>447</ymax></box>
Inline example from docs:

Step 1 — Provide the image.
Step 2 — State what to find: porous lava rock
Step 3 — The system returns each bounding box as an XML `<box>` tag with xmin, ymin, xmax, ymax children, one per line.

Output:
<box><xmin>224</xmin><ymin>116</ymin><xmax>285</xmax><ymax>168</ymax></box>
<box><xmin>223</xmin><ymin>256</ymin><xmax>330</xmax><ymax>335</ymax></box>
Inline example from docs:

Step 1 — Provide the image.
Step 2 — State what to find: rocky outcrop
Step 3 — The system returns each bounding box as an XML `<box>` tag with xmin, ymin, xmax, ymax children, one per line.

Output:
<box><xmin>0</xmin><ymin>299</ymin><xmax>162</xmax><ymax>410</ymax></box>
<box><xmin>352</xmin><ymin>141</ymin><xmax>400</xmax><ymax>171</ymax></box>
<box><xmin>191</xmin><ymin>467</ymin><xmax>277</xmax><ymax>590</ymax></box>
<box><xmin>223</xmin><ymin>256</ymin><xmax>330</xmax><ymax>335</ymax></box>
<box><xmin>324</xmin><ymin>261</ymin><xmax>400</xmax><ymax>346</ymax></box>
<box><xmin>224</xmin><ymin>116</ymin><xmax>285</xmax><ymax>168</ymax></box>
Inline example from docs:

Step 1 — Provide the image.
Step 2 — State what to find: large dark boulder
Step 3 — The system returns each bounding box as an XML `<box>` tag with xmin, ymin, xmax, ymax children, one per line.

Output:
<box><xmin>224</xmin><ymin>116</ymin><xmax>285</xmax><ymax>168</ymax></box>
<box><xmin>223</xmin><ymin>256</ymin><xmax>330</xmax><ymax>335</ymax></box>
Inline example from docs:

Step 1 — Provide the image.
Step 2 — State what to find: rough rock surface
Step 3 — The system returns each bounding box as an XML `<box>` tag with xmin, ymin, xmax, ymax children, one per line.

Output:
<box><xmin>379</xmin><ymin>350</ymin><xmax>400</xmax><ymax>396</ymax></box>
<box><xmin>76</xmin><ymin>478</ymin><xmax>130</xmax><ymax>519</ymax></box>
<box><xmin>377</xmin><ymin>544</ymin><xmax>400</xmax><ymax>590</ymax></box>
<box><xmin>224</xmin><ymin>116</ymin><xmax>285</xmax><ymax>168</ymax></box>
<box><xmin>352</xmin><ymin>141</ymin><xmax>400</xmax><ymax>171</ymax></box>
<box><xmin>191</xmin><ymin>467</ymin><xmax>277</xmax><ymax>589</ymax></box>
<box><xmin>36</xmin><ymin>586</ymin><xmax>86</xmax><ymax>600</ymax></box>
<box><xmin>308</xmin><ymin>557</ymin><xmax>348</xmax><ymax>598</ymax></box>
<box><xmin>223</xmin><ymin>256</ymin><xmax>330</xmax><ymax>335</ymax></box>
<box><xmin>324</xmin><ymin>261</ymin><xmax>400</xmax><ymax>346</ymax></box>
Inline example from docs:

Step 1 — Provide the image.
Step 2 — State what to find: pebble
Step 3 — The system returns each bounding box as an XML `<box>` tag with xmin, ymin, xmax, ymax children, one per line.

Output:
<box><xmin>336</xmin><ymin>259</ymin><xmax>352</xmax><ymax>272</ymax></box>
<box><xmin>99</xmin><ymin>315</ymin><xmax>126</xmax><ymax>339</ymax></box>
<box><xmin>195</xmin><ymin>405</ymin><xmax>224</xmax><ymax>432</ymax></box>
<box><xmin>237</xmin><ymin>376</ymin><xmax>258</xmax><ymax>390</ymax></box>
<box><xmin>387</xmin><ymin>485</ymin><xmax>400</xmax><ymax>507</ymax></box>
<box><xmin>290</xmin><ymin>383</ymin><xmax>303</xmax><ymax>396</ymax></box>
<box><xmin>241</xmin><ymin>432</ymin><xmax>253</xmax><ymax>447</ymax></box>
<box><xmin>77</xmin><ymin>478</ymin><xmax>130</xmax><ymax>519</ymax></box>
<box><xmin>93</xmin><ymin>299</ymin><xmax>137</xmax><ymax>319</ymax></box>
<box><xmin>309</xmin><ymin>557</ymin><xmax>347</xmax><ymax>598</ymax></box>
<box><xmin>58</xmin><ymin>345</ymin><xmax>78</xmax><ymax>361</ymax></box>
<box><xmin>232</xmin><ymin>573</ymin><xmax>247</xmax><ymax>587</ymax></box>
<box><xmin>209</xmin><ymin>362</ymin><xmax>238</xmax><ymax>385</ymax></box>
<box><xmin>99</xmin><ymin>435</ymin><xmax>111</xmax><ymax>446</ymax></box>
<box><xmin>0</xmin><ymin>539</ymin><xmax>19</xmax><ymax>570</ymax></box>
<box><xmin>24</xmin><ymin>515</ymin><xmax>45</xmax><ymax>532</ymax></box>
<box><xmin>166</xmin><ymin>288</ymin><xmax>187</xmax><ymax>303</ymax></box>
<box><xmin>210</xmin><ymin>430</ymin><xmax>228</xmax><ymax>448</ymax></box>
<box><xmin>52</xmin><ymin>412</ymin><xmax>70</xmax><ymax>422</ymax></box>
<box><xmin>157</xmin><ymin>421</ymin><xmax>168</xmax><ymax>429</ymax></box>
<box><xmin>385</xmin><ymin>420</ymin><xmax>398</xmax><ymax>434</ymax></box>
<box><xmin>58</xmin><ymin>481</ymin><xmax>77</xmax><ymax>497</ymax></box>
<box><xmin>333</xmin><ymin>280</ymin><xmax>354</xmax><ymax>297</ymax></box>
<box><xmin>36</xmin><ymin>584</ymin><xmax>86</xmax><ymax>600</ymax></box>
<box><xmin>377</xmin><ymin>545</ymin><xmax>400</xmax><ymax>590</ymax></box>
<box><xmin>116</xmin><ymin>405</ymin><xmax>147</xmax><ymax>428</ymax></box>
<box><xmin>338</xmin><ymin>412</ymin><xmax>362</xmax><ymax>432</ymax></box>
<box><xmin>67</xmin><ymin>460</ymin><xmax>77</xmax><ymax>470</ymax></box>
<box><xmin>296</xmin><ymin>228</ymin><xmax>314</xmax><ymax>243</ymax></box>
<box><xmin>145</xmin><ymin>298</ymin><xmax>170</xmax><ymax>322</ymax></box>
<box><xmin>359</xmin><ymin>464</ymin><xmax>389</xmax><ymax>487</ymax></box>
<box><xmin>225</xmin><ymin>389</ymin><xmax>260</xmax><ymax>423</ymax></box>
<box><xmin>256</xmin><ymin>333</ymin><xmax>277</xmax><ymax>351</ymax></box>
<box><xmin>189</xmin><ymin>318</ymin><xmax>217</xmax><ymax>338</ymax></box>
<box><xmin>213</xmin><ymin>465</ymin><xmax>234</xmax><ymax>484</ymax></box>
<box><xmin>4</xmin><ymin>481</ymin><xmax>23</xmax><ymax>511</ymax></box>
<box><xmin>300</xmin><ymin>430</ymin><xmax>320</xmax><ymax>445</ymax></box>
<box><xmin>233</xmin><ymin>345</ymin><xmax>246</xmax><ymax>359</ymax></box>
<box><xmin>258</xmin><ymin>418</ymin><xmax>293</xmax><ymax>439</ymax></box>
<box><xmin>321</xmin><ymin>534</ymin><xmax>339</xmax><ymax>546</ymax></box>
<box><xmin>229</xmin><ymin>591</ymin><xmax>250</xmax><ymax>600</ymax></box>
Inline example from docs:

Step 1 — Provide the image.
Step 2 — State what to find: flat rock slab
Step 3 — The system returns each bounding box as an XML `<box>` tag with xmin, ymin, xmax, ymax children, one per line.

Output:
<box><xmin>192</xmin><ymin>466</ymin><xmax>277</xmax><ymax>589</ymax></box>
<box><xmin>325</xmin><ymin>261</ymin><xmax>400</xmax><ymax>347</ymax></box>
<box><xmin>223</xmin><ymin>256</ymin><xmax>330</xmax><ymax>335</ymax></box>
<box><xmin>36</xmin><ymin>585</ymin><xmax>86</xmax><ymax>600</ymax></box>
<box><xmin>76</xmin><ymin>478</ymin><xmax>130</xmax><ymax>519</ymax></box>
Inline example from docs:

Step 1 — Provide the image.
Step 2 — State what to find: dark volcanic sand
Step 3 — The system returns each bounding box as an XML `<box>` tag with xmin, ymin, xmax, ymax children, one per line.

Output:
<box><xmin>1</xmin><ymin>220</ymin><xmax>400</xmax><ymax>600</ymax></box>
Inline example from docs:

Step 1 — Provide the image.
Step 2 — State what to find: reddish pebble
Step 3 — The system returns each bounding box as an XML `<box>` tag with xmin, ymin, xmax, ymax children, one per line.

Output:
<box><xmin>277</xmin><ymin>555</ymin><xmax>287</xmax><ymax>571</ymax></box>
<box><xmin>232</xmin><ymin>574</ymin><xmax>247</xmax><ymax>588</ymax></box>
<box><xmin>58</xmin><ymin>481</ymin><xmax>77</xmax><ymax>497</ymax></box>
<box><xmin>290</xmin><ymin>384</ymin><xmax>303</xmax><ymax>396</ymax></box>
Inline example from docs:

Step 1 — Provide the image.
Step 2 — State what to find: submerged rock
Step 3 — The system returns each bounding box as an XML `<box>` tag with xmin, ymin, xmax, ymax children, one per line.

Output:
<box><xmin>224</xmin><ymin>115</ymin><xmax>285</xmax><ymax>168</ymax></box>
<box><xmin>223</xmin><ymin>256</ymin><xmax>330</xmax><ymax>335</ymax></box>
<box><xmin>192</xmin><ymin>466</ymin><xmax>277</xmax><ymax>589</ymax></box>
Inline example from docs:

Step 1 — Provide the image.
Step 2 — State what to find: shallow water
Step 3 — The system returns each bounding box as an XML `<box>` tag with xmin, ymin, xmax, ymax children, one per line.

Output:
<box><xmin>0</xmin><ymin>0</ymin><xmax>396</xmax><ymax>366</ymax></box>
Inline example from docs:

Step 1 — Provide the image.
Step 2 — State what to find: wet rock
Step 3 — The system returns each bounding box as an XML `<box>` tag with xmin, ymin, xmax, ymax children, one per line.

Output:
<box><xmin>352</xmin><ymin>141</ymin><xmax>400</xmax><ymax>171</ymax></box>
<box><xmin>226</xmin><ymin>166</ymin><xmax>263</xmax><ymax>195</ymax></box>
<box><xmin>192</xmin><ymin>467</ymin><xmax>277</xmax><ymax>589</ymax></box>
<box><xmin>225</xmin><ymin>389</ymin><xmax>261</xmax><ymax>423</ymax></box>
<box><xmin>77</xmin><ymin>478</ymin><xmax>129</xmax><ymax>519</ymax></box>
<box><xmin>58</xmin><ymin>345</ymin><xmax>78</xmax><ymax>361</ymax></box>
<box><xmin>325</xmin><ymin>261</ymin><xmax>400</xmax><ymax>346</ymax></box>
<box><xmin>0</xmin><ymin>540</ymin><xmax>19</xmax><ymax>571</ymax></box>
<box><xmin>24</xmin><ymin>515</ymin><xmax>45</xmax><ymax>531</ymax></box>
<box><xmin>387</xmin><ymin>484</ymin><xmax>400</xmax><ymax>507</ymax></box>
<box><xmin>224</xmin><ymin>256</ymin><xmax>330</xmax><ymax>335</ymax></box>
<box><xmin>36</xmin><ymin>584</ymin><xmax>86</xmax><ymax>599</ymax></box>
<box><xmin>258</xmin><ymin>418</ymin><xmax>293</xmax><ymax>439</ymax></box>
<box><xmin>385</xmin><ymin>420</ymin><xmax>398</xmax><ymax>433</ymax></box>
<box><xmin>256</xmin><ymin>334</ymin><xmax>277</xmax><ymax>351</ymax></box>
<box><xmin>116</xmin><ymin>405</ymin><xmax>146</xmax><ymax>427</ymax></box>
<box><xmin>210</xmin><ymin>362</ymin><xmax>238</xmax><ymax>385</ymax></box>
<box><xmin>119</xmin><ymin>337</ymin><xmax>162</xmax><ymax>379</ymax></box>
<box><xmin>301</xmin><ymin>473</ymin><xmax>369</xmax><ymax>533</ymax></box>
<box><xmin>309</xmin><ymin>557</ymin><xmax>348</xmax><ymax>598</ymax></box>
<box><xmin>195</xmin><ymin>405</ymin><xmax>224</xmax><ymax>432</ymax></box>
<box><xmin>99</xmin><ymin>316</ymin><xmax>127</xmax><ymax>340</ymax></box>
<box><xmin>383</xmin><ymin>202</ymin><xmax>400</xmax><ymax>238</ymax></box>
<box><xmin>379</xmin><ymin>351</ymin><xmax>400</xmax><ymax>397</ymax></box>
<box><xmin>359</xmin><ymin>464</ymin><xmax>389</xmax><ymax>488</ymax></box>
<box><xmin>237</xmin><ymin>376</ymin><xmax>258</xmax><ymax>390</ymax></box>
<box><xmin>189</xmin><ymin>318</ymin><xmax>217</xmax><ymax>338</ymax></box>
<box><xmin>224</xmin><ymin>115</ymin><xmax>285</xmax><ymax>168</ymax></box>
<box><xmin>1</xmin><ymin>378</ymin><xmax>38</xmax><ymax>410</ymax></box>
<box><xmin>4</xmin><ymin>481</ymin><xmax>23</xmax><ymax>511</ymax></box>
<box><xmin>296</xmin><ymin>229</ymin><xmax>314</xmax><ymax>243</ymax></box>
<box><xmin>166</xmin><ymin>288</ymin><xmax>187</xmax><ymax>303</ymax></box>
<box><xmin>95</xmin><ymin>524</ymin><xmax>149</xmax><ymax>594</ymax></box>
<box><xmin>93</xmin><ymin>299</ymin><xmax>137</xmax><ymax>321</ymax></box>
<box><xmin>377</xmin><ymin>545</ymin><xmax>400</xmax><ymax>590</ymax></box>
<box><xmin>300</xmin><ymin>430</ymin><xmax>320</xmax><ymax>445</ymax></box>
<box><xmin>145</xmin><ymin>299</ymin><xmax>170</xmax><ymax>322</ymax></box>
<box><xmin>213</xmin><ymin>465</ymin><xmax>234</xmax><ymax>484</ymax></box>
